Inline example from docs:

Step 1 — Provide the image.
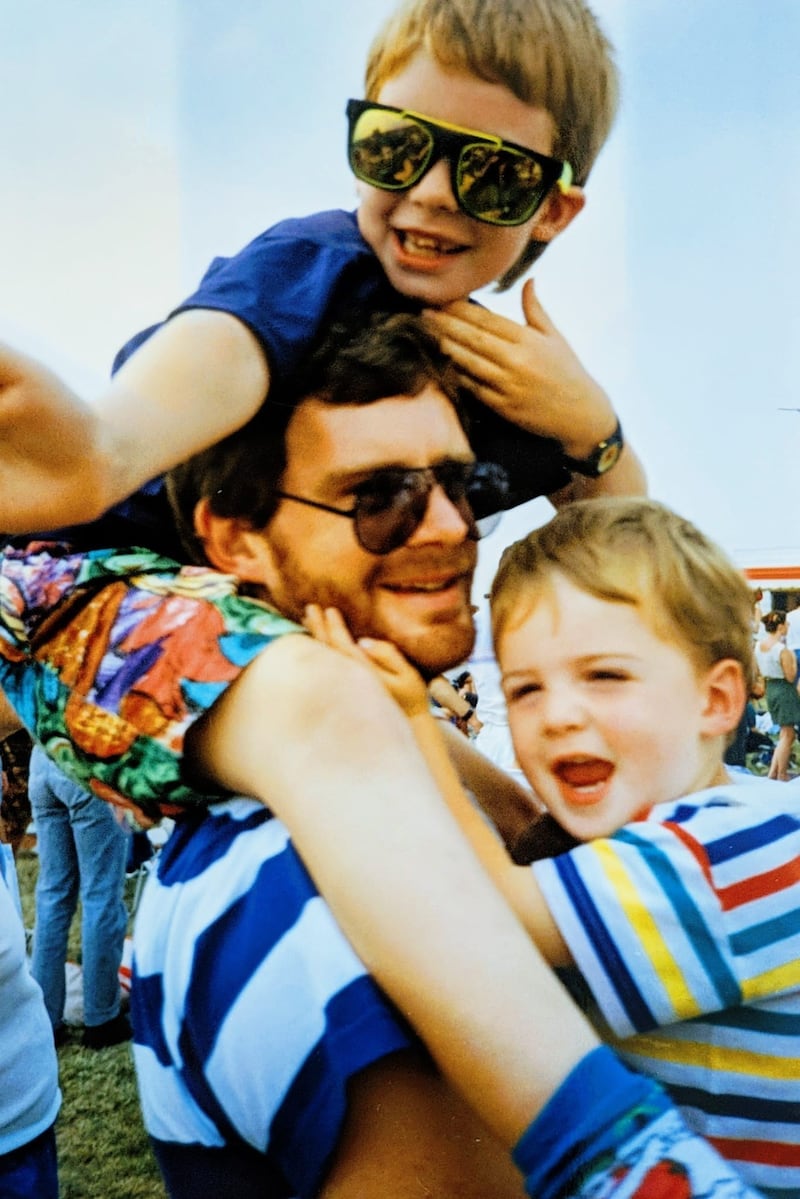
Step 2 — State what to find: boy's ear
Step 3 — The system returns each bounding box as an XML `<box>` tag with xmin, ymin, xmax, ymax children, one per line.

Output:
<box><xmin>530</xmin><ymin>184</ymin><xmax>585</xmax><ymax>244</ymax></box>
<box><xmin>700</xmin><ymin>658</ymin><xmax>747</xmax><ymax>739</ymax></box>
<box><xmin>193</xmin><ymin>497</ymin><xmax>274</xmax><ymax>584</ymax></box>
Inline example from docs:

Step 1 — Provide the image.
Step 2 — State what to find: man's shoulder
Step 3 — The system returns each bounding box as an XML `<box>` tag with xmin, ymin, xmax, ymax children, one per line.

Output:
<box><xmin>252</xmin><ymin>631</ymin><xmax>397</xmax><ymax>712</ymax></box>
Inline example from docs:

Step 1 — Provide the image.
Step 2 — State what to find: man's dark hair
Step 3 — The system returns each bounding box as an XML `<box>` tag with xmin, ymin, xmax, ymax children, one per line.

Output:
<box><xmin>166</xmin><ymin>311</ymin><xmax>469</xmax><ymax>565</ymax></box>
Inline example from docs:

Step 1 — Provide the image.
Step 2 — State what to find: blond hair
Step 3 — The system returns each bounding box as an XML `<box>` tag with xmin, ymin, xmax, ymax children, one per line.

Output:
<box><xmin>364</xmin><ymin>0</ymin><xmax>619</xmax><ymax>287</ymax></box>
<box><xmin>490</xmin><ymin>498</ymin><xmax>757</xmax><ymax>688</ymax></box>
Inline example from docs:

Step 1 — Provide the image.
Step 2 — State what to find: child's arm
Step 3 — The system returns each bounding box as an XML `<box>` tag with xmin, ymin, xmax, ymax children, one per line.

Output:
<box><xmin>305</xmin><ymin>603</ymin><xmax>549</xmax><ymax>851</ymax></box>
<box><xmin>0</xmin><ymin>309</ymin><xmax>268</xmax><ymax>532</ymax></box>
<box><xmin>431</xmin><ymin>720</ymin><xmax>542</xmax><ymax>847</ymax></box>
<box><xmin>425</xmin><ymin>280</ymin><xmax>646</xmax><ymax>500</ymax></box>
<box><xmin>190</xmin><ymin>627</ymin><xmax>596</xmax><ymax>1147</ymax></box>
<box><xmin>303</xmin><ymin>604</ymin><xmax>570</xmax><ymax>965</ymax></box>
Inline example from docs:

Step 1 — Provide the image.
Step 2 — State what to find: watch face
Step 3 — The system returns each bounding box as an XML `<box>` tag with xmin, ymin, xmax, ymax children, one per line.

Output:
<box><xmin>563</xmin><ymin>421</ymin><xmax>624</xmax><ymax>476</ymax></box>
<box><xmin>596</xmin><ymin>440</ymin><xmax>622</xmax><ymax>474</ymax></box>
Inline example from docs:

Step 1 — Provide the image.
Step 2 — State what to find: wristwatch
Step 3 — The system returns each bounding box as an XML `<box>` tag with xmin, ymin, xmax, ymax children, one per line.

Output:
<box><xmin>561</xmin><ymin>419</ymin><xmax>624</xmax><ymax>478</ymax></box>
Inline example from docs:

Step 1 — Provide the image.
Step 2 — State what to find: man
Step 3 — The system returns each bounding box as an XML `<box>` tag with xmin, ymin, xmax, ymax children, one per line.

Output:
<box><xmin>131</xmin><ymin>314</ymin><xmax>755</xmax><ymax>1199</ymax></box>
<box><xmin>134</xmin><ymin>312</ymin><xmax>538</xmax><ymax>1198</ymax></box>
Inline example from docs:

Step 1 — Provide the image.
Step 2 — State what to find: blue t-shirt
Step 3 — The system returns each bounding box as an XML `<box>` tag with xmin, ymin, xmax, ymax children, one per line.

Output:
<box><xmin>132</xmin><ymin>797</ymin><xmax>414</xmax><ymax>1198</ymax></box>
<box><xmin>50</xmin><ymin>209</ymin><xmax>569</xmax><ymax>557</ymax></box>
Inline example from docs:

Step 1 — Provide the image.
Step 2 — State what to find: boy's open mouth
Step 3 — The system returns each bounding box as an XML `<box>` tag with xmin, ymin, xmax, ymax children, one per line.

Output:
<box><xmin>553</xmin><ymin>758</ymin><xmax>613</xmax><ymax>790</ymax></box>
<box><xmin>396</xmin><ymin>230</ymin><xmax>464</xmax><ymax>257</ymax></box>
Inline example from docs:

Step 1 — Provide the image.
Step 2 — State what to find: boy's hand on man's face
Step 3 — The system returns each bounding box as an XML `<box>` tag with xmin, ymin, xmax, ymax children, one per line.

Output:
<box><xmin>424</xmin><ymin>280</ymin><xmax>616</xmax><ymax>462</ymax></box>
<box><xmin>303</xmin><ymin>604</ymin><xmax>429</xmax><ymax>718</ymax></box>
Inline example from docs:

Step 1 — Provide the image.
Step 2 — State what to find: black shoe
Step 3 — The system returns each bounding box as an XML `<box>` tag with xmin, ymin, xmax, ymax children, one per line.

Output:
<box><xmin>53</xmin><ymin>1024</ymin><xmax>70</xmax><ymax>1048</ymax></box>
<box><xmin>81</xmin><ymin>1013</ymin><xmax>132</xmax><ymax>1050</ymax></box>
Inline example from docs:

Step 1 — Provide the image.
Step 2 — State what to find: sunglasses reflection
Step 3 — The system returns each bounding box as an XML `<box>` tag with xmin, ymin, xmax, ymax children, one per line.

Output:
<box><xmin>352</xmin><ymin>121</ymin><xmax>430</xmax><ymax>188</ymax></box>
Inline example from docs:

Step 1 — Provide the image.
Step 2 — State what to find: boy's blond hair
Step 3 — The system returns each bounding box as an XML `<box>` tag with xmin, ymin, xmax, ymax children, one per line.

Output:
<box><xmin>364</xmin><ymin>0</ymin><xmax>619</xmax><ymax>288</ymax></box>
<box><xmin>490</xmin><ymin>498</ymin><xmax>758</xmax><ymax>689</ymax></box>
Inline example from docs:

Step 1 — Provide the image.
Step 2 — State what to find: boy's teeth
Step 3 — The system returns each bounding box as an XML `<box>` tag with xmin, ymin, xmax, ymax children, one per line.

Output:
<box><xmin>404</xmin><ymin>232</ymin><xmax>452</xmax><ymax>256</ymax></box>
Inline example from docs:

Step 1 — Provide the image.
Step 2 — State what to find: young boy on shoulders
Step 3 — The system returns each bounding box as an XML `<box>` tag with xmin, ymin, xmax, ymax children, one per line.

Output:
<box><xmin>0</xmin><ymin>0</ymin><xmax>643</xmax><ymax>825</ymax></box>
<box><xmin>316</xmin><ymin>496</ymin><xmax>799</xmax><ymax>1197</ymax></box>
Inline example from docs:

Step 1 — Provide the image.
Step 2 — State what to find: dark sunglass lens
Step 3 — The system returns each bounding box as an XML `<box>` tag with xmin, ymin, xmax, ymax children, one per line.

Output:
<box><xmin>457</xmin><ymin>144</ymin><xmax>546</xmax><ymax>224</ymax></box>
<box><xmin>350</xmin><ymin>109</ymin><xmax>432</xmax><ymax>190</ymax></box>
<box><xmin>354</xmin><ymin>464</ymin><xmax>508</xmax><ymax>553</ymax></box>
<box><xmin>357</xmin><ymin>493</ymin><xmax>429</xmax><ymax>554</ymax></box>
<box><xmin>465</xmin><ymin>463</ymin><xmax>509</xmax><ymax>524</ymax></box>
<box><xmin>354</xmin><ymin>473</ymin><xmax>429</xmax><ymax>554</ymax></box>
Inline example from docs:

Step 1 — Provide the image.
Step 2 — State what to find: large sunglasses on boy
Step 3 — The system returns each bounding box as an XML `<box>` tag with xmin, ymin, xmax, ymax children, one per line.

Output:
<box><xmin>347</xmin><ymin>99</ymin><xmax>572</xmax><ymax>227</ymax></box>
<box><xmin>276</xmin><ymin>460</ymin><xmax>509</xmax><ymax>555</ymax></box>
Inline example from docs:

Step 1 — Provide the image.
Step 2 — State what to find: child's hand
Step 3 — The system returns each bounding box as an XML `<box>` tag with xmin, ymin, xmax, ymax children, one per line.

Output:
<box><xmin>424</xmin><ymin>279</ymin><xmax>617</xmax><ymax>463</ymax></box>
<box><xmin>303</xmin><ymin>604</ymin><xmax>430</xmax><ymax>718</ymax></box>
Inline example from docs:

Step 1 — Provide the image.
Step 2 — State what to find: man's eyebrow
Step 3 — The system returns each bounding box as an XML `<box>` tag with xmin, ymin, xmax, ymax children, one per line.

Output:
<box><xmin>326</xmin><ymin>455</ymin><xmax>475</xmax><ymax>490</ymax></box>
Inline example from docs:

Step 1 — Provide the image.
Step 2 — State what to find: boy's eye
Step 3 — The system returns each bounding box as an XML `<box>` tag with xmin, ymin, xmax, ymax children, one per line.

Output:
<box><xmin>505</xmin><ymin>681</ymin><xmax>542</xmax><ymax>703</ymax></box>
<box><xmin>587</xmin><ymin>669</ymin><xmax>629</xmax><ymax>683</ymax></box>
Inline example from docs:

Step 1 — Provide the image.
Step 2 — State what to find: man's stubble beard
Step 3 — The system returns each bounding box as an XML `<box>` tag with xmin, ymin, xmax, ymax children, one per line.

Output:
<box><xmin>261</xmin><ymin>540</ymin><xmax>477</xmax><ymax>680</ymax></box>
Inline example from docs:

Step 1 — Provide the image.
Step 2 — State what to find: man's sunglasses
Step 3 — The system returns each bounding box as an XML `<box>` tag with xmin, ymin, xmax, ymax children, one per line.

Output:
<box><xmin>346</xmin><ymin>99</ymin><xmax>572</xmax><ymax>227</ymax></box>
<box><xmin>276</xmin><ymin>460</ymin><xmax>509</xmax><ymax>555</ymax></box>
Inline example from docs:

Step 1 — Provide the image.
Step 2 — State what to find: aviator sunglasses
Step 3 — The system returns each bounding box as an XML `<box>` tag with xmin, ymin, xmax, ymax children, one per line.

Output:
<box><xmin>276</xmin><ymin>460</ymin><xmax>509</xmax><ymax>555</ymax></box>
<box><xmin>347</xmin><ymin>99</ymin><xmax>572</xmax><ymax>227</ymax></box>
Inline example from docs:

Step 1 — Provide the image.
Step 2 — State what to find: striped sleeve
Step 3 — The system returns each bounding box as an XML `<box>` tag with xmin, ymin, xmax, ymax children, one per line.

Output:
<box><xmin>534</xmin><ymin>791</ymin><xmax>800</xmax><ymax>1038</ymax></box>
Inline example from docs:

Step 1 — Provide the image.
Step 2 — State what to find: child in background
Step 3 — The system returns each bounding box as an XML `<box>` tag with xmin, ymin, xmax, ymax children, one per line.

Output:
<box><xmin>310</xmin><ymin>496</ymin><xmax>800</xmax><ymax>1197</ymax></box>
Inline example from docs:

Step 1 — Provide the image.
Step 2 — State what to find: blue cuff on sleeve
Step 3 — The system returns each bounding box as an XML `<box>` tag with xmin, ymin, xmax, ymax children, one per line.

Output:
<box><xmin>513</xmin><ymin>1046</ymin><xmax>670</xmax><ymax>1199</ymax></box>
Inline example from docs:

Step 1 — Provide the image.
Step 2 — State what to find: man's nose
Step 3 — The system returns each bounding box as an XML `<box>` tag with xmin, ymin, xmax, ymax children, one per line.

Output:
<box><xmin>408</xmin><ymin>481</ymin><xmax>471</xmax><ymax>545</ymax></box>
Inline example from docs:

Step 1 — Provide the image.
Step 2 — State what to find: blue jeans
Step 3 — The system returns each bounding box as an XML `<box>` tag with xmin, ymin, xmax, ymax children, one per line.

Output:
<box><xmin>30</xmin><ymin>747</ymin><xmax>128</xmax><ymax>1030</ymax></box>
<box><xmin>0</xmin><ymin>1125</ymin><xmax>58</xmax><ymax>1199</ymax></box>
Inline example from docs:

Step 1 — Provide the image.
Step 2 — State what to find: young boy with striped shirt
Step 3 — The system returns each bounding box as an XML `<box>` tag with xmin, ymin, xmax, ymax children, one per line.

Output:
<box><xmin>315</xmin><ymin>496</ymin><xmax>800</xmax><ymax>1196</ymax></box>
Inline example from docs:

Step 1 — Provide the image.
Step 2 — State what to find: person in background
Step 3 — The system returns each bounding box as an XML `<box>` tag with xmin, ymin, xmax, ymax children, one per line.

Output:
<box><xmin>29</xmin><ymin>746</ymin><xmax>131</xmax><ymax>1049</ymax></box>
<box><xmin>784</xmin><ymin>593</ymin><xmax>800</xmax><ymax>678</ymax></box>
<box><xmin>0</xmin><ymin>819</ymin><xmax>60</xmax><ymax>1198</ymax></box>
<box><xmin>429</xmin><ymin>673</ymin><xmax>482</xmax><ymax>736</ymax></box>
<box><xmin>755</xmin><ymin>609</ymin><xmax>800</xmax><ymax>781</ymax></box>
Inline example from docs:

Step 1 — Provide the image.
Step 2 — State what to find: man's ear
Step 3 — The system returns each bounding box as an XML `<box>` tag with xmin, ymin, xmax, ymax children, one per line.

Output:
<box><xmin>193</xmin><ymin>497</ymin><xmax>274</xmax><ymax>584</ymax></box>
<box><xmin>530</xmin><ymin>184</ymin><xmax>585</xmax><ymax>244</ymax></box>
<box><xmin>700</xmin><ymin>658</ymin><xmax>747</xmax><ymax>739</ymax></box>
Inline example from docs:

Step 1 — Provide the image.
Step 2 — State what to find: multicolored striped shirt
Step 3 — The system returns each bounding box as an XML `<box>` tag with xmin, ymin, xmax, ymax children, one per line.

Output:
<box><xmin>534</xmin><ymin>778</ymin><xmax>800</xmax><ymax>1198</ymax></box>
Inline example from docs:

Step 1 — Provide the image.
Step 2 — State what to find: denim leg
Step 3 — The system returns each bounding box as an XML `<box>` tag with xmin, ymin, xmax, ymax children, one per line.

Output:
<box><xmin>71</xmin><ymin>778</ymin><xmax>128</xmax><ymax>1027</ymax></box>
<box><xmin>30</xmin><ymin>747</ymin><xmax>129</xmax><ymax>1028</ymax></box>
<box><xmin>30</xmin><ymin>748</ymin><xmax>79</xmax><ymax>1030</ymax></box>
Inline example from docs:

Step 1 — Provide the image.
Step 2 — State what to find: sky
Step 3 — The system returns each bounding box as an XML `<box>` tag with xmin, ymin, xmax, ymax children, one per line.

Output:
<box><xmin>1</xmin><ymin>0</ymin><xmax>799</xmax><ymax>595</ymax></box>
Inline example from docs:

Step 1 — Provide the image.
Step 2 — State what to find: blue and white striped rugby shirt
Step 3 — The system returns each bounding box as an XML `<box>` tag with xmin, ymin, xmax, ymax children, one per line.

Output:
<box><xmin>131</xmin><ymin>797</ymin><xmax>414</xmax><ymax>1197</ymax></box>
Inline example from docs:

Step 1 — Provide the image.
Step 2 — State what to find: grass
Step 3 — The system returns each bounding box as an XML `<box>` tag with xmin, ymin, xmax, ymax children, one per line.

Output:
<box><xmin>15</xmin><ymin>852</ymin><xmax>167</xmax><ymax>1199</ymax></box>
